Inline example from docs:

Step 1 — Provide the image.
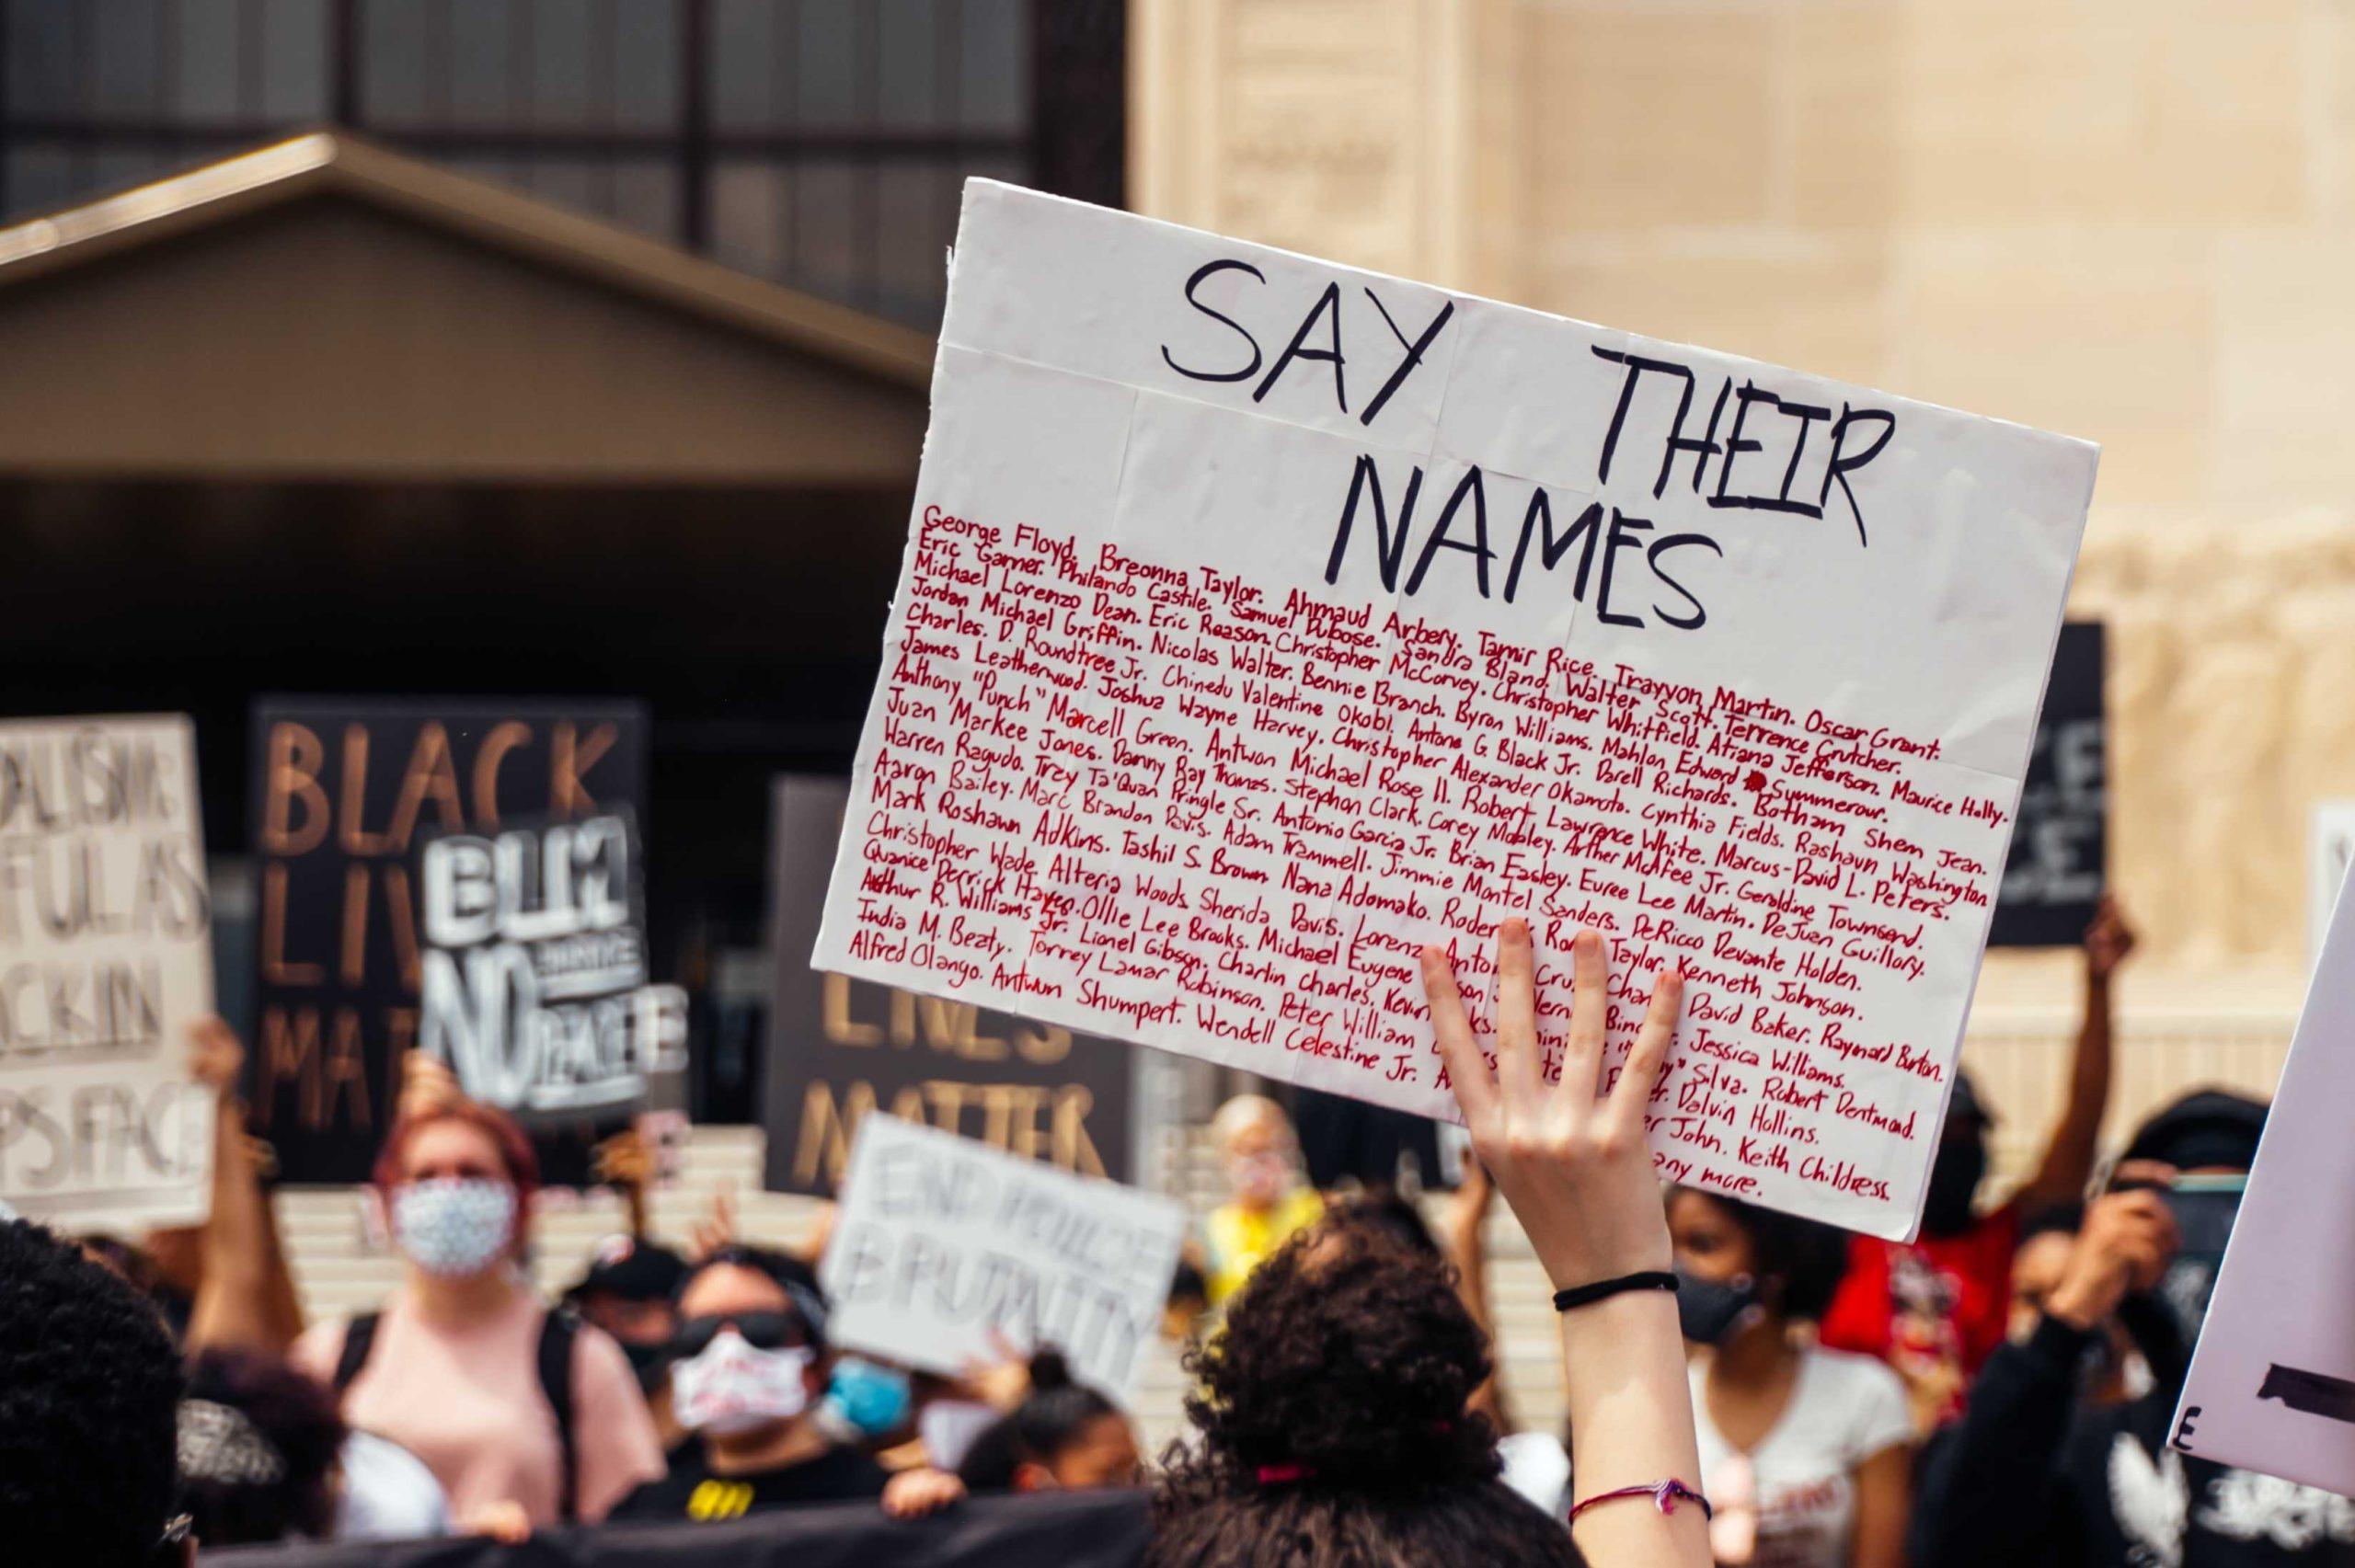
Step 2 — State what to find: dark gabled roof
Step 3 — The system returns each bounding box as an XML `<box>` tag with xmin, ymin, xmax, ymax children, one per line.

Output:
<box><xmin>0</xmin><ymin>131</ymin><xmax>933</xmax><ymax>390</ymax></box>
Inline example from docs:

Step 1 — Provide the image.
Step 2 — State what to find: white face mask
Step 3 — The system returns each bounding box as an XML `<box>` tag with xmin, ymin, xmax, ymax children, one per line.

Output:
<box><xmin>671</xmin><ymin>1328</ymin><xmax>814</xmax><ymax>1436</ymax></box>
<box><xmin>391</xmin><ymin>1178</ymin><xmax>516</xmax><ymax>1278</ymax></box>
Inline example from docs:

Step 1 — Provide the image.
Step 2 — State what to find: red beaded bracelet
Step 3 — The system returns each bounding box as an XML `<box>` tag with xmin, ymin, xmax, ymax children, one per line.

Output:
<box><xmin>1568</xmin><ymin>1478</ymin><xmax>1713</xmax><ymax>1525</ymax></box>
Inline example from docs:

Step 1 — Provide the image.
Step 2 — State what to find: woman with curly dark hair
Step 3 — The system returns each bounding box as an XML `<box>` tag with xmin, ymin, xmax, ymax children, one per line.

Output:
<box><xmin>1147</xmin><ymin>920</ymin><xmax>1712</xmax><ymax>1568</ymax></box>
<box><xmin>1149</xmin><ymin>1218</ymin><xmax>1580</xmax><ymax>1566</ymax></box>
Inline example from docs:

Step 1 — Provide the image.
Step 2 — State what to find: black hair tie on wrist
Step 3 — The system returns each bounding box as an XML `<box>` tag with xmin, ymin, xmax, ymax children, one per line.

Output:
<box><xmin>1553</xmin><ymin>1270</ymin><xmax>1679</xmax><ymax>1313</ymax></box>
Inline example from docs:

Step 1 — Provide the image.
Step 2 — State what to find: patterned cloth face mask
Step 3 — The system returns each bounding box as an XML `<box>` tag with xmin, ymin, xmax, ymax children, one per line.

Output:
<box><xmin>671</xmin><ymin>1328</ymin><xmax>815</xmax><ymax>1436</ymax></box>
<box><xmin>391</xmin><ymin>1178</ymin><xmax>517</xmax><ymax>1278</ymax></box>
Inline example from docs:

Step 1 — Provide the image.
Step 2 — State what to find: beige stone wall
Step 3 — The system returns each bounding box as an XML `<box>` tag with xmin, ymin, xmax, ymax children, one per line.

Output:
<box><xmin>1133</xmin><ymin>0</ymin><xmax>2355</xmax><ymax>1162</ymax></box>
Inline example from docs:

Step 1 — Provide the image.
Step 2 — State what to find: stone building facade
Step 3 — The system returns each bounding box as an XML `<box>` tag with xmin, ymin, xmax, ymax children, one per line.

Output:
<box><xmin>1131</xmin><ymin>0</ymin><xmax>2343</xmax><ymax>1168</ymax></box>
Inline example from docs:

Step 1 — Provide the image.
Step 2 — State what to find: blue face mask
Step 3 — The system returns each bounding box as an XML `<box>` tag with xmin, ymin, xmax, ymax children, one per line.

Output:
<box><xmin>825</xmin><ymin>1357</ymin><xmax>913</xmax><ymax>1436</ymax></box>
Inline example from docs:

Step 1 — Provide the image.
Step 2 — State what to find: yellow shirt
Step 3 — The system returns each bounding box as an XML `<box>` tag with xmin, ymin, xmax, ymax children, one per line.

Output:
<box><xmin>1204</xmin><ymin>1187</ymin><xmax>1326</xmax><ymax>1306</ymax></box>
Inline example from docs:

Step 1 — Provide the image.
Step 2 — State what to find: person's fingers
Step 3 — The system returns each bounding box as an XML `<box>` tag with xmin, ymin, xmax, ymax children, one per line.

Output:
<box><xmin>1493</xmin><ymin>918</ymin><xmax>1543</xmax><ymax>1099</ymax></box>
<box><xmin>2117</xmin><ymin>1228</ymin><xmax>2172</xmax><ymax>1290</ymax></box>
<box><xmin>1557</xmin><ymin>929</ymin><xmax>1609</xmax><ymax>1102</ymax></box>
<box><xmin>2112</xmin><ymin>1190</ymin><xmax>2177</xmax><ymax>1234</ymax></box>
<box><xmin>1604</xmin><ymin>967</ymin><xmax>1683</xmax><ymax>1137</ymax></box>
<box><xmin>2108</xmin><ymin>1160</ymin><xmax>2177</xmax><ymax>1192</ymax></box>
<box><xmin>1421</xmin><ymin>944</ymin><xmax>1498</xmax><ymax>1124</ymax></box>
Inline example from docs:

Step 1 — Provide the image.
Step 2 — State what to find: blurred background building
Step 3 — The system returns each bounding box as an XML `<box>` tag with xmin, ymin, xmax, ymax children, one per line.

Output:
<box><xmin>0</xmin><ymin>0</ymin><xmax>1122</xmax><ymax>1128</ymax></box>
<box><xmin>0</xmin><ymin>0</ymin><xmax>2337</xmax><ymax>1433</ymax></box>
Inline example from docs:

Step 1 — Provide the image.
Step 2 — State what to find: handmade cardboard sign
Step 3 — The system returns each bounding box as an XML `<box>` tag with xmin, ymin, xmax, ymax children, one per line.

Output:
<box><xmin>0</xmin><ymin>715</ymin><xmax>217</xmax><ymax>1228</ymax></box>
<box><xmin>814</xmin><ymin>181</ymin><xmax>2098</xmax><ymax>1238</ymax></box>
<box><xmin>821</xmin><ymin>1113</ymin><xmax>1186</xmax><ymax>1398</ymax></box>
<box><xmin>418</xmin><ymin>810</ymin><xmax>685</xmax><ymax>1122</ymax></box>
<box><xmin>2172</xmin><ymin>864</ymin><xmax>2355</xmax><ymax>1491</ymax></box>
<box><xmin>765</xmin><ymin>776</ymin><xmax>1137</xmax><ymax>1197</ymax></box>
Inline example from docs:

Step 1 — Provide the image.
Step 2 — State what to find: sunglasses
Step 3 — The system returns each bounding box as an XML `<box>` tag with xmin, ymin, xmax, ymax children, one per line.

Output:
<box><xmin>672</xmin><ymin>1311</ymin><xmax>808</xmax><ymax>1357</ymax></box>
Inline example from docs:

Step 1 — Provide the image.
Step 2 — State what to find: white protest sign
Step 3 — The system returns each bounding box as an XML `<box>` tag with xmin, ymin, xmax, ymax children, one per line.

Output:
<box><xmin>2172</xmin><ymin>861</ymin><xmax>2355</xmax><ymax>1490</ymax></box>
<box><xmin>821</xmin><ymin>1113</ymin><xmax>1186</xmax><ymax>1398</ymax></box>
<box><xmin>815</xmin><ymin>181</ymin><xmax>2097</xmax><ymax>1239</ymax></box>
<box><xmin>418</xmin><ymin>811</ymin><xmax>686</xmax><ymax>1119</ymax></box>
<box><xmin>0</xmin><ymin>715</ymin><xmax>216</xmax><ymax>1228</ymax></box>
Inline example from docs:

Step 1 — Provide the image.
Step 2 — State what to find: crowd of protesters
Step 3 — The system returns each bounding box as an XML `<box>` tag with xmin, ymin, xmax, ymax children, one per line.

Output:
<box><xmin>5</xmin><ymin>898</ymin><xmax>2346</xmax><ymax>1567</ymax></box>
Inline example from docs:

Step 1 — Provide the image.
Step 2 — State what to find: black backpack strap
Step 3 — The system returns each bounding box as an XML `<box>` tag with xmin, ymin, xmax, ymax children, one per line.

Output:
<box><xmin>536</xmin><ymin>1309</ymin><xmax>581</xmax><ymax>1523</ymax></box>
<box><xmin>331</xmin><ymin>1311</ymin><xmax>382</xmax><ymax>1396</ymax></box>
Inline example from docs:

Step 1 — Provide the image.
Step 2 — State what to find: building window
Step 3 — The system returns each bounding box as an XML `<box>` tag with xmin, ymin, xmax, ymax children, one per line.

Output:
<box><xmin>0</xmin><ymin>0</ymin><xmax>1120</xmax><ymax>327</ymax></box>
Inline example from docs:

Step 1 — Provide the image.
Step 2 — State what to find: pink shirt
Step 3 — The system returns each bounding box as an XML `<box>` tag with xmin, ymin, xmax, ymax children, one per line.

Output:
<box><xmin>293</xmin><ymin>1288</ymin><xmax>664</xmax><ymax>1528</ymax></box>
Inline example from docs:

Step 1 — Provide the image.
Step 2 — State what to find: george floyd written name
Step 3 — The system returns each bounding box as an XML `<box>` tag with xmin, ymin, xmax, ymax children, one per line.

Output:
<box><xmin>419</xmin><ymin>810</ymin><xmax>685</xmax><ymax>1119</ymax></box>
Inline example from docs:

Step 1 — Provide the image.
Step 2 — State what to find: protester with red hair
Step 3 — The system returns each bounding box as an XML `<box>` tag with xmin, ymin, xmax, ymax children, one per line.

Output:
<box><xmin>290</xmin><ymin>1060</ymin><xmax>664</xmax><ymax>1537</ymax></box>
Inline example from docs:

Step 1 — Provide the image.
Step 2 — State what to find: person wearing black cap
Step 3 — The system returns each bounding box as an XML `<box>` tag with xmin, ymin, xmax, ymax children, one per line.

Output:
<box><xmin>2119</xmin><ymin>1090</ymin><xmax>2270</xmax><ymax>1352</ymax></box>
<box><xmin>609</xmin><ymin>1246</ymin><xmax>892</xmax><ymax>1521</ymax></box>
<box><xmin>566</xmin><ymin>1235</ymin><xmax>689</xmax><ymax>1445</ymax></box>
<box><xmin>1821</xmin><ymin>897</ymin><xmax>2138</xmax><ymax>1430</ymax></box>
<box><xmin>1912</xmin><ymin>1089</ymin><xmax>2355</xmax><ymax>1566</ymax></box>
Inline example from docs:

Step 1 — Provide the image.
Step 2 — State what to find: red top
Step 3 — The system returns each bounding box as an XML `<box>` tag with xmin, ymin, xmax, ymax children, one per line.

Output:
<box><xmin>1817</xmin><ymin>1202</ymin><xmax>2022</xmax><ymax>1414</ymax></box>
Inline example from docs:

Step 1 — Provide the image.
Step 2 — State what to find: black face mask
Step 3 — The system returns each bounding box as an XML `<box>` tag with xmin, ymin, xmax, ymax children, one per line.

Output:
<box><xmin>1921</xmin><ymin>1131</ymin><xmax>1986</xmax><ymax>1237</ymax></box>
<box><xmin>1676</xmin><ymin>1266</ymin><xmax>1761</xmax><ymax>1346</ymax></box>
<box><xmin>621</xmin><ymin>1336</ymin><xmax>674</xmax><ymax>1395</ymax></box>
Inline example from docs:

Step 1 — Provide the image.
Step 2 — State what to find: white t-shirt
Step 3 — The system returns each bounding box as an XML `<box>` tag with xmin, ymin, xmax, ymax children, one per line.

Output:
<box><xmin>1690</xmin><ymin>1346</ymin><xmax>1911</xmax><ymax>1568</ymax></box>
<box><xmin>336</xmin><ymin>1431</ymin><xmax>453</xmax><ymax>1541</ymax></box>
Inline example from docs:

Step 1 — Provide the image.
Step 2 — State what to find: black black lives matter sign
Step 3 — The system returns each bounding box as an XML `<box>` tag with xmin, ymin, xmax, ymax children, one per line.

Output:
<box><xmin>764</xmin><ymin>776</ymin><xmax>1135</xmax><ymax>1197</ymax></box>
<box><xmin>249</xmin><ymin>699</ymin><xmax>647</xmax><ymax>1183</ymax></box>
<box><xmin>1989</xmin><ymin>622</ymin><xmax>2105</xmax><ymax>947</ymax></box>
<box><xmin>419</xmin><ymin>810</ymin><xmax>684</xmax><ymax>1124</ymax></box>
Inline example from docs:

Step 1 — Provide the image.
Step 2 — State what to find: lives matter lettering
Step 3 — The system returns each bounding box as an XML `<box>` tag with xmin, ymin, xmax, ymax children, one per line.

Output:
<box><xmin>814</xmin><ymin>183</ymin><xmax>2097</xmax><ymax>1240</ymax></box>
<box><xmin>0</xmin><ymin>715</ymin><xmax>217</xmax><ymax>1227</ymax></box>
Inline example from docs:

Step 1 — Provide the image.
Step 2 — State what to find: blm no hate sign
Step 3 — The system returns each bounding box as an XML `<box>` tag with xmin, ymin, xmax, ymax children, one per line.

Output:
<box><xmin>816</xmin><ymin>182</ymin><xmax>2097</xmax><ymax>1239</ymax></box>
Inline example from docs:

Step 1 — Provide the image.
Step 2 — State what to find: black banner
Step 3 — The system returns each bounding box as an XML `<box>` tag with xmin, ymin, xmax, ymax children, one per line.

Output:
<box><xmin>1989</xmin><ymin>622</ymin><xmax>2106</xmax><ymax>947</ymax></box>
<box><xmin>248</xmin><ymin>698</ymin><xmax>649</xmax><ymax>1183</ymax></box>
<box><xmin>206</xmin><ymin>1489</ymin><xmax>1150</xmax><ymax>1568</ymax></box>
<box><xmin>763</xmin><ymin>776</ymin><xmax>1136</xmax><ymax>1196</ymax></box>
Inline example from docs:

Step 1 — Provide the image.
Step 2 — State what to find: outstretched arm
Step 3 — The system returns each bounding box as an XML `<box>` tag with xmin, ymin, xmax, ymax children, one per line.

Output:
<box><xmin>2016</xmin><ymin>897</ymin><xmax>2134</xmax><ymax>1215</ymax></box>
<box><xmin>1425</xmin><ymin>921</ymin><xmax>1707</xmax><ymax>1568</ymax></box>
<box><xmin>184</xmin><ymin>1018</ymin><xmax>302</xmax><ymax>1354</ymax></box>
